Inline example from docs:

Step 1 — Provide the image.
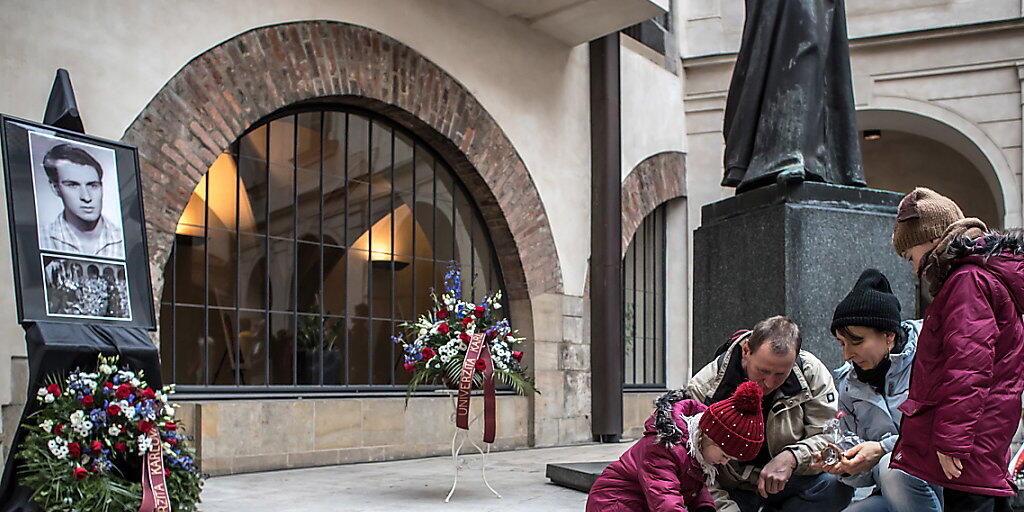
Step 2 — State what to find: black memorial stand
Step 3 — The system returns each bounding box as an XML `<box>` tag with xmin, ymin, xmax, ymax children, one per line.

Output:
<box><xmin>0</xmin><ymin>70</ymin><xmax>160</xmax><ymax>510</ymax></box>
<box><xmin>0</xmin><ymin>323</ymin><xmax>162</xmax><ymax>511</ymax></box>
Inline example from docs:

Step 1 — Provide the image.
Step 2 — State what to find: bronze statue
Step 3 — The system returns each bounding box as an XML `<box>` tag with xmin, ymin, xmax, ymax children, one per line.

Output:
<box><xmin>722</xmin><ymin>0</ymin><xmax>866</xmax><ymax>193</ymax></box>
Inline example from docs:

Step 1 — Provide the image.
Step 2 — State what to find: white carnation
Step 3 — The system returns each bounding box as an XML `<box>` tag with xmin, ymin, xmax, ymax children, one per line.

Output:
<box><xmin>74</xmin><ymin>420</ymin><xmax>93</xmax><ymax>436</ymax></box>
<box><xmin>137</xmin><ymin>434</ymin><xmax>152</xmax><ymax>455</ymax></box>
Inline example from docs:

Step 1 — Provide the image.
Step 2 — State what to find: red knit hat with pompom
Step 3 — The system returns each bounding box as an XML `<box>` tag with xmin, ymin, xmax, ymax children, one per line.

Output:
<box><xmin>698</xmin><ymin>381</ymin><xmax>765</xmax><ymax>461</ymax></box>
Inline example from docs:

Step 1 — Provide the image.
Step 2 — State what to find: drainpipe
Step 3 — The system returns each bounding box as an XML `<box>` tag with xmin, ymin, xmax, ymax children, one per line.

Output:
<box><xmin>589</xmin><ymin>33</ymin><xmax>623</xmax><ymax>443</ymax></box>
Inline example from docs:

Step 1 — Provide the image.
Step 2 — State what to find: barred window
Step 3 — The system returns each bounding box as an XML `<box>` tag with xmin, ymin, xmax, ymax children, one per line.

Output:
<box><xmin>622</xmin><ymin>204</ymin><xmax>666</xmax><ymax>388</ymax></box>
<box><xmin>159</xmin><ymin>105</ymin><xmax>505</xmax><ymax>391</ymax></box>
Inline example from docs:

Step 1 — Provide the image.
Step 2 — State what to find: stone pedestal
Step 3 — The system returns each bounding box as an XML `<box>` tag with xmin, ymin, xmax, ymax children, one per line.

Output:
<box><xmin>693</xmin><ymin>182</ymin><xmax>917</xmax><ymax>371</ymax></box>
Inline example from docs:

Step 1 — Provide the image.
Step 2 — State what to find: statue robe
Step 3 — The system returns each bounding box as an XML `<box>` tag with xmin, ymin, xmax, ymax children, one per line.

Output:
<box><xmin>722</xmin><ymin>0</ymin><xmax>866</xmax><ymax>193</ymax></box>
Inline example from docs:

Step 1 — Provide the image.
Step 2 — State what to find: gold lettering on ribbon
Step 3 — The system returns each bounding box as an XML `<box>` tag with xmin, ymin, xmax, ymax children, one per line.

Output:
<box><xmin>456</xmin><ymin>334</ymin><xmax>486</xmax><ymax>431</ymax></box>
<box><xmin>139</xmin><ymin>429</ymin><xmax>171</xmax><ymax>512</ymax></box>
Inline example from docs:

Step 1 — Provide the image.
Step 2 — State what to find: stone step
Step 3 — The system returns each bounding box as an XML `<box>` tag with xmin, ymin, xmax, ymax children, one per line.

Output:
<box><xmin>545</xmin><ymin>461</ymin><xmax>612</xmax><ymax>493</ymax></box>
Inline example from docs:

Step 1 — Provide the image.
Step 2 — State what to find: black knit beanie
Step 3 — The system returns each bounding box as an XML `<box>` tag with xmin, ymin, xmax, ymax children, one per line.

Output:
<box><xmin>830</xmin><ymin>269</ymin><xmax>902</xmax><ymax>336</ymax></box>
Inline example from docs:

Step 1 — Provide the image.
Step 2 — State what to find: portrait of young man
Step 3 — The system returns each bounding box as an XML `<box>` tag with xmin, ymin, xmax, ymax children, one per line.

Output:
<box><xmin>30</xmin><ymin>134</ymin><xmax>125</xmax><ymax>259</ymax></box>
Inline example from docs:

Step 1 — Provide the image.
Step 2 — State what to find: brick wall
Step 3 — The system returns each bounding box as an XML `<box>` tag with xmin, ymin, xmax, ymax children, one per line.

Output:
<box><xmin>113</xmin><ymin>20</ymin><xmax>581</xmax><ymax>471</ymax></box>
<box><xmin>621</xmin><ymin>151</ymin><xmax>687</xmax><ymax>254</ymax></box>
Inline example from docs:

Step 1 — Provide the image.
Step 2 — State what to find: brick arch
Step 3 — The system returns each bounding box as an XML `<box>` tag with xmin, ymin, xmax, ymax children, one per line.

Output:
<box><xmin>621</xmin><ymin>151</ymin><xmax>686</xmax><ymax>254</ymax></box>
<box><xmin>121</xmin><ymin>20</ymin><xmax>561</xmax><ymax>305</ymax></box>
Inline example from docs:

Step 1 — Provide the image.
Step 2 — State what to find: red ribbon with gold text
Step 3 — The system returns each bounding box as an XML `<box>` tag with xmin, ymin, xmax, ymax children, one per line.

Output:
<box><xmin>455</xmin><ymin>332</ymin><xmax>496</xmax><ymax>443</ymax></box>
<box><xmin>139</xmin><ymin>429</ymin><xmax>171</xmax><ymax>512</ymax></box>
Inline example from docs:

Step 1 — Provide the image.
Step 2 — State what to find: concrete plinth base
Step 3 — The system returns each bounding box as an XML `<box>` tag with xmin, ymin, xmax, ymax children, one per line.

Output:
<box><xmin>546</xmin><ymin>461</ymin><xmax>612</xmax><ymax>492</ymax></box>
<box><xmin>693</xmin><ymin>181</ymin><xmax>917</xmax><ymax>370</ymax></box>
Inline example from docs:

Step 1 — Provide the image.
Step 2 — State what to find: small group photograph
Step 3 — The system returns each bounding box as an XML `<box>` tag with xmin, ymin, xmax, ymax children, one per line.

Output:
<box><xmin>41</xmin><ymin>253</ymin><xmax>132</xmax><ymax>321</ymax></box>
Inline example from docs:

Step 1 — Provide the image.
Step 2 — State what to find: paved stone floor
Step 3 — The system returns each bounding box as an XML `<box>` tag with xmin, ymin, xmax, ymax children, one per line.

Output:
<box><xmin>200</xmin><ymin>442</ymin><xmax>629</xmax><ymax>511</ymax></box>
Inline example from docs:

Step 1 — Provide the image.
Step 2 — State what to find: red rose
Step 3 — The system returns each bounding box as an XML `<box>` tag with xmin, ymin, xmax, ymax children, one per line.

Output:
<box><xmin>107</xmin><ymin>403</ymin><xmax>121</xmax><ymax>416</ymax></box>
<box><xmin>91</xmin><ymin>440</ymin><xmax>103</xmax><ymax>453</ymax></box>
<box><xmin>115</xmin><ymin>384</ymin><xmax>133</xmax><ymax>399</ymax></box>
<box><xmin>437</xmin><ymin>323</ymin><xmax>450</xmax><ymax>335</ymax></box>
<box><xmin>46</xmin><ymin>384</ymin><xmax>61</xmax><ymax>397</ymax></box>
<box><xmin>474</xmin><ymin>305</ymin><xmax>485</xmax><ymax>318</ymax></box>
<box><xmin>68</xmin><ymin>442</ymin><xmax>81</xmax><ymax>458</ymax></box>
<box><xmin>421</xmin><ymin>347</ymin><xmax>436</xmax><ymax>359</ymax></box>
<box><xmin>136</xmin><ymin>421</ymin><xmax>153</xmax><ymax>433</ymax></box>
<box><xmin>512</xmin><ymin>351</ymin><xmax>524</xmax><ymax>362</ymax></box>
<box><xmin>459</xmin><ymin>333</ymin><xmax>471</xmax><ymax>343</ymax></box>
<box><xmin>474</xmin><ymin>359</ymin><xmax>487</xmax><ymax>371</ymax></box>
<box><xmin>104</xmin><ymin>381</ymin><xmax>115</xmax><ymax>390</ymax></box>
<box><xmin>167</xmin><ymin>437</ymin><xmax>178</xmax><ymax>446</ymax></box>
<box><xmin>53</xmin><ymin>424</ymin><xmax>64</xmax><ymax>435</ymax></box>
<box><xmin>142</xmin><ymin>388</ymin><xmax>156</xmax><ymax>400</ymax></box>
<box><xmin>403</xmin><ymin>362</ymin><xmax>416</xmax><ymax>372</ymax></box>
<box><xmin>164</xmin><ymin>422</ymin><xmax>178</xmax><ymax>431</ymax></box>
<box><xmin>73</xmin><ymin>467</ymin><xmax>89</xmax><ymax>480</ymax></box>
<box><xmin>436</xmin><ymin>309</ymin><xmax>448</xmax><ymax>320</ymax></box>
<box><xmin>113</xmin><ymin>442</ymin><xmax>127</xmax><ymax>453</ymax></box>
<box><xmin>462</xmin><ymin>317</ymin><xmax>473</xmax><ymax>326</ymax></box>
<box><xmin>80</xmin><ymin>395</ymin><xmax>94</xmax><ymax>407</ymax></box>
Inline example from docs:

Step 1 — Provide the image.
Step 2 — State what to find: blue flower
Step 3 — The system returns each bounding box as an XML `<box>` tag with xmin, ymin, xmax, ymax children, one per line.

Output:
<box><xmin>89</xmin><ymin>409</ymin><xmax>108</xmax><ymax>427</ymax></box>
<box><xmin>444</xmin><ymin>263</ymin><xmax>463</xmax><ymax>299</ymax></box>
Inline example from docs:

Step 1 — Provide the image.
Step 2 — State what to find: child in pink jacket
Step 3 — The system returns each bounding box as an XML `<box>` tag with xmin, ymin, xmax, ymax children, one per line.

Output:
<box><xmin>587</xmin><ymin>381</ymin><xmax>765</xmax><ymax>511</ymax></box>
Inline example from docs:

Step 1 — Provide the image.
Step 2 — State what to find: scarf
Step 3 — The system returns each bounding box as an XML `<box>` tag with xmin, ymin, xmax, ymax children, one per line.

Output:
<box><xmin>683</xmin><ymin>412</ymin><xmax>718</xmax><ymax>487</ymax></box>
<box><xmin>853</xmin><ymin>356</ymin><xmax>891</xmax><ymax>394</ymax></box>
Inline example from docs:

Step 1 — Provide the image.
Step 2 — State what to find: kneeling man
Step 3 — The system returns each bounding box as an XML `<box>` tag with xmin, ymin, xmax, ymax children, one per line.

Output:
<box><xmin>687</xmin><ymin>316</ymin><xmax>853</xmax><ymax>512</ymax></box>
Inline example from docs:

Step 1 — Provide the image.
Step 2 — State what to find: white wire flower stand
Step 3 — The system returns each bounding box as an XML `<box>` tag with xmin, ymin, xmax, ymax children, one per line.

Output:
<box><xmin>436</xmin><ymin>389</ymin><xmax>502</xmax><ymax>503</ymax></box>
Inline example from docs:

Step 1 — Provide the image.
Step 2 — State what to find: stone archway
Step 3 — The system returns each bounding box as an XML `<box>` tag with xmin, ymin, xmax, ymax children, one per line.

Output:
<box><xmin>620</xmin><ymin>151</ymin><xmax>686</xmax><ymax>253</ymax></box>
<box><xmin>857</xmin><ymin>96</ymin><xmax>1017</xmax><ymax>227</ymax></box>
<box><xmin>121</xmin><ymin>20</ymin><xmax>562</xmax><ymax>306</ymax></box>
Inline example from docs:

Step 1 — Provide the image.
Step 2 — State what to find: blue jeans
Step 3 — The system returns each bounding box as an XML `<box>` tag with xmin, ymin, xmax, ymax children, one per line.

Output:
<box><xmin>731</xmin><ymin>473</ymin><xmax>854</xmax><ymax>512</ymax></box>
<box><xmin>843</xmin><ymin>453</ymin><xmax>943</xmax><ymax>512</ymax></box>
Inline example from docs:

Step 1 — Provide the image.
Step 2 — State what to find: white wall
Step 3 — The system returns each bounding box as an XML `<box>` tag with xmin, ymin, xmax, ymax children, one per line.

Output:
<box><xmin>0</xmin><ymin>0</ymin><xmax>599</xmax><ymax>299</ymax></box>
<box><xmin>681</xmin><ymin>0</ymin><xmax>1022</xmax><ymax>57</ymax></box>
<box><xmin>621</xmin><ymin>39</ymin><xmax>687</xmax><ymax>178</ymax></box>
<box><xmin>0</xmin><ymin>1</ymin><xmax>692</xmax><ymax>301</ymax></box>
<box><xmin>663</xmin><ymin>197</ymin><xmax>689</xmax><ymax>388</ymax></box>
<box><xmin>0</xmin><ymin>1</ymin><xmax>693</xmax><ymax>425</ymax></box>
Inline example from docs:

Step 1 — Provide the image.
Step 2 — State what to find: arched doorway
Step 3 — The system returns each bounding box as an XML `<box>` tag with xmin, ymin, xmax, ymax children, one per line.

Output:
<box><xmin>857</xmin><ymin>99</ymin><xmax>1016</xmax><ymax>229</ymax></box>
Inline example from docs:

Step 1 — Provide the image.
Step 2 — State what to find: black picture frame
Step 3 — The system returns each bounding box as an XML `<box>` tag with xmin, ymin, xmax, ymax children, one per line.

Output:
<box><xmin>0</xmin><ymin>115</ymin><xmax>155</xmax><ymax>330</ymax></box>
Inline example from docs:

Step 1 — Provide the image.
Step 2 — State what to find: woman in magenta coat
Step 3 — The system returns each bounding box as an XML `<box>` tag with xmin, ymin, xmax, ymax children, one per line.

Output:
<box><xmin>587</xmin><ymin>381</ymin><xmax>765</xmax><ymax>511</ymax></box>
<box><xmin>890</xmin><ymin>187</ymin><xmax>1024</xmax><ymax>511</ymax></box>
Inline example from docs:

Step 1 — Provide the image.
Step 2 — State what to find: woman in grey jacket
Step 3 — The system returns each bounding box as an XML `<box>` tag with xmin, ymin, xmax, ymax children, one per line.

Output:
<box><xmin>822</xmin><ymin>269</ymin><xmax>942</xmax><ymax>512</ymax></box>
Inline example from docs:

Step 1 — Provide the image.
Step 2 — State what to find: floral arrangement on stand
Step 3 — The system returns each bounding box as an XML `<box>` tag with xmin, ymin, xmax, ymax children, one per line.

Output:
<box><xmin>1011</xmin><ymin>442</ymin><xmax>1024</xmax><ymax>488</ymax></box>
<box><xmin>394</xmin><ymin>264</ymin><xmax>538</xmax><ymax>397</ymax></box>
<box><xmin>16</xmin><ymin>355</ymin><xmax>202</xmax><ymax>512</ymax></box>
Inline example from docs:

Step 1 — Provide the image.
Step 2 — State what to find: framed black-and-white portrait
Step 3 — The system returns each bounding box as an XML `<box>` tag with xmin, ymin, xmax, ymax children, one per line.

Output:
<box><xmin>29</xmin><ymin>131</ymin><xmax>126</xmax><ymax>260</ymax></box>
<box><xmin>0</xmin><ymin>115</ymin><xmax>154</xmax><ymax>329</ymax></box>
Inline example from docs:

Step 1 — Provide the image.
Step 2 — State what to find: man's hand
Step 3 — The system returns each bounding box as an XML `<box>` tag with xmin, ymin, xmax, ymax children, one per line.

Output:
<box><xmin>811</xmin><ymin>443</ymin><xmax>848</xmax><ymax>476</ymax></box>
<box><xmin>758</xmin><ymin>450</ymin><xmax>797</xmax><ymax>498</ymax></box>
<box><xmin>938</xmin><ymin>452</ymin><xmax>963</xmax><ymax>480</ymax></box>
<box><xmin>837</xmin><ymin>442</ymin><xmax>885</xmax><ymax>475</ymax></box>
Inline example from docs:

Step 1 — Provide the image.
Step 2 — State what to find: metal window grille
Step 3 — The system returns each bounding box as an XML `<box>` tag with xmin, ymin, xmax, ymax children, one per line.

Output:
<box><xmin>159</xmin><ymin>105</ymin><xmax>506</xmax><ymax>394</ymax></box>
<box><xmin>622</xmin><ymin>204</ymin><xmax>667</xmax><ymax>388</ymax></box>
